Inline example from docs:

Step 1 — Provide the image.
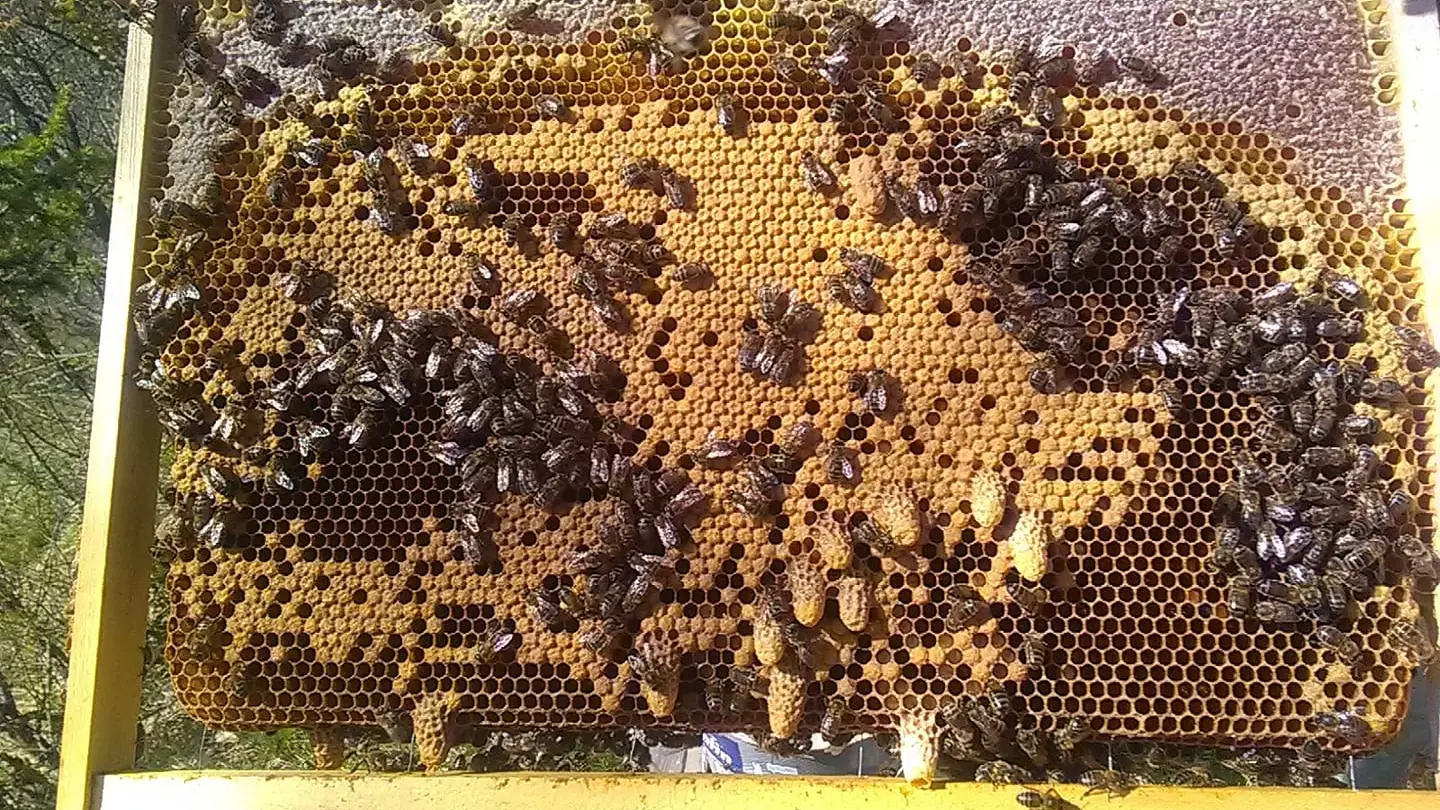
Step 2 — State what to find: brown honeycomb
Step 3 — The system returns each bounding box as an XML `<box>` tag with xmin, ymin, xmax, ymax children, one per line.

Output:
<box><xmin>151</xmin><ymin>0</ymin><xmax>1434</xmax><ymax>757</ymax></box>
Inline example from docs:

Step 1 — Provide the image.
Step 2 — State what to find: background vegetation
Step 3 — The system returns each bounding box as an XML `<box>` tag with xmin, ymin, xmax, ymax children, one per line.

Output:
<box><xmin>0</xmin><ymin>1</ymin><xmax>119</xmax><ymax>807</ymax></box>
<box><xmin>0</xmin><ymin>2</ymin><xmax>333</xmax><ymax>805</ymax></box>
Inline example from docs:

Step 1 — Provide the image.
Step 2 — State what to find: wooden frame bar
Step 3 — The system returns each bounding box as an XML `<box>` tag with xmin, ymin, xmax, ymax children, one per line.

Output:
<box><xmin>53</xmin><ymin>14</ymin><xmax>169</xmax><ymax>810</ymax></box>
<box><xmin>90</xmin><ymin>772</ymin><xmax>1440</xmax><ymax>810</ymax></box>
<box><xmin>56</xmin><ymin>2</ymin><xmax>1440</xmax><ymax>808</ymax></box>
<box><xmin>1387</xmin><ymin>0</ymin><xmax>1440</xmax><ymax>785</ymax></box>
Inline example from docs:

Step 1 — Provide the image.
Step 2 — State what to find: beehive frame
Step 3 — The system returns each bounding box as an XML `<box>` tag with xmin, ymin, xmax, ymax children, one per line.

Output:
<box><xmin>57</xmin><ymin>1</ymin><xmax>1440</xmax><ymax>809</ymax></box>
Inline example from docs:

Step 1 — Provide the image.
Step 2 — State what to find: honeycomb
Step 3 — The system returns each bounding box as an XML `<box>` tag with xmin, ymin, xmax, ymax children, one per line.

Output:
<box><xmin>145</xmin><ymin>0</ymin><xmax>1435</xmax><ymax>772</ymax></box>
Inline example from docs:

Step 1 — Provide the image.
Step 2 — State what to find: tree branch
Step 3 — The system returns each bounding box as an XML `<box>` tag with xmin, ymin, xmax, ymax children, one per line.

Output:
<box><xmin>10</xmin><ymin>16</ymin><xmax>112</xmax><ymax>66</ymax></box>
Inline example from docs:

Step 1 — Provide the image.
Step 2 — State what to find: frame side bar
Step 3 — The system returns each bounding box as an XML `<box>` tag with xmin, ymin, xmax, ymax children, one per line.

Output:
<box><xmin>55</xmin><ymin>15</ymin><xmax>170</xmax><ymax>810</ymax></box>
<box><xmin>1387</xmin><ymin>0</ymin><xmax>1440</xmax><ymax>788</ymax></box>
<box><xmin>96</xmin><ymin>772</ymin><xmax>1437</xmax><ymax>810</ymax></box>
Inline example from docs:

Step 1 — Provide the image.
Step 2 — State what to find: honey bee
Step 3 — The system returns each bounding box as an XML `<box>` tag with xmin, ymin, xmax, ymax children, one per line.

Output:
<box><xmin>1254</xmin><ymin>600</ymin><xmax>1300</xmax><ymax>624</ymax></box>
<box><xmin>394</xmin><ymin>136</ymin><xmax>433</xmax><ymax>175</ymax></box>
<box><xmin>944</xmin><ymin>583</ymin><xmax>987</xmax><ymax>630</ymax></box>
<box><xmin>977</xmin><ymin>104</ymin><xmax>1021</xmax><ymax>133</ymax></box>
<box><xmin>426</xmin><ymin>22</ymin><xmax>457</xmax><ymax>47</ymax></box>
<box><xmin>659</xmin><ymin>168</ymin><xmax>691</xmax><ymax>210</ymax></box>
<box><xmin>1117</xmin><ymin>55</ymin><xmax>1160</xmax><ymax>84</ymax></box>
<box><xmin>288</xmin><ymin>137</ymin><xmax>329</xmax><ymax>169</ymax></box>
<box><xmin>231</xmin><ymin>64</ymin><xmax>279</xmax><ymax>100</ymax></box>
<box><xmin>1051</xmin><ymin>716</ymin><xmax>1093</xmax><ymax>756</ymax></box>
<box><xmin>1027</xmin><ymin>355</ymin><xmax>1068</xmax><ymax>395</ymax></box>
<box><xmin>827</xmin><ymin>271</ymin><xmax>878</xmax><ymax>313</ymax></box>
<box><xmin>688</xmin><ymin>430</ymin><xmax>738</xmax><ymax>469</ymax></box>
<box><xmin>884</xmin><ymin>173</ymin><xmax>921</xmax><ymax>221</ymax></box>
<box><xmin>620</xmin><ymin>156</ymin><xmax>661</xmax><ymax>190</ymax></box>
<box><xmin>1225</xmin><ymin>572</ymin><xmax>1255</xmax><ymax>615</ymax></box>
<box><xmin>1388</xmin><ymin>619</ymin><xmax>1436</xmax><ymax>666</ymax></box>
<box><xmin>451</xmin><ymin>104</ymin><xmax>495</xmax><ymax>137</ymax></box>
<box><xmin>1071</xmin><ymin>235</ymin><xmax>1102</xmax><ymax>269</ymax></box>
<box><xmin>1014</xmin><ymin>788</ymin><xmax>1065</xmax><ymax>809</ymax></box>
<box><xmin>536</xmin><ymin>94</ymin><xmax>569</xmax><ymax>120</ymax></box>
<box><xmin>1314</xmin><ymin>316</ymin><xmax>1362</xmax><ymax>340</ymax></box>
<box><xmin>1015</xmin><ymin>726</ymin><xmax>1054</xmax><ymax>769</ymax></box>
<box><xmin>913</xmin><ymin>53</ymin><xmax>943</xmax><ymax>86</ymax></box>
<box><xmin>837</xmin><ymin>247</ymin><xmax>885</xmax><ymax>283</ymax></box>
<box><xmin>501</xmin><ymin>216</ymin><xmax>533</xmax><ymax>250</ymax></box>
<box><xmin>1393</xmin><ymin>324</ymin><xmax>1440</xmax><ymax>368</ymax></box>
<box><xmin>914</xmin><ymin>179</ymin><xmax>941</xmax><ymax>218</ymax></box>
<box><xmin>1007</xmin><ymin>70</ymin><xmax>1035</xmax><ymax>106</ymax></box>
<box><xmin>1395</xmin><ymin>534</ymin><xmax>1437</xmax><ymax>580</ymax></box>
<box><xmin>442</xmin><ymin>200</ymin><xmax>483</xmax><ymax>220</ymax></box>
<box><xmin>1255</xmin><ymin>421</ymin><xmax>1302</xmax><ymax>453</ymax></box>
<box><xmin>1157</xmin><ymin>379</ymin><xmax>1186</xmax><ymax>417</ymax></box>
<box><xmin>498</xmin><ymin>288</ymin><xmax>547</xmax><ymax>324</ymax></box>
<box><xmin>1359</xmin><ymin>376</ymin><xmax>1407</xmax><ymax>404</ymax></box>
<box><xmin>702</xmin><ymin>677</ymin><xmax>730</xmax><ymax>713</ymax></box>
<box><xmin>669</xmin><ymin>261</ymin><xmax>712</xmax><ymax>290</ymax></box>
<box><xmin>726</xmin><ymin>478</ymin><xmax>770</xmax><ymax>517</ymax></box>
<box><xmin>1311</xmin><ymin>625</ymin><xmax>1360</xmax><ymax>666</ymax></box>
<box><xmin>814</xmin><ymin>53</ymin><xmax>853</xmax><ymax>89</ymax></box>
<box><xmin>503</xmin><ymin>3</ymin><xmax>541</xmax><ymax>30</ymax></box>
<box><xmin>824</xmin><ymin>441</ymin><xmax>860</xmax><ymax>486</ymax></box>
<box><xmin>754</xmin><ymin>332</ymin><xmax>800</xmax><ymax>385</ymax></box>
<box><xmin>800</xmin><ymin>150</ymin><xmax>837</xmax><ymax>193</ymax></box>
<box><xmin>940</xmin><ymin>186</ymin><xmax>983</xmax><ymax>231</ymax></box>
<box><xmin>475</xmin><ymin>619</ymin><xmax>520</xmax><ymax>664</ymax></box>
<box><xmin>768</xmin><ymin>9</ymin><xmax>808</xmax><ymax>30</ymax></box>
<box><xmin>265</xmin><ymin>170</ymin><xmax>295</xmax><ymax>208</ymax></box>
<box><xmin>848</xmin><ymin>369</ymin><xmax>892</xmax><ymax>415</ymax></box>
<box><xmin>578</xmin><ymin>617</ymin><xmax>624</xmax><ymax>657</ymax></box>
<box><xmin>1156</xmin><ymin>233</ymin><xmax>1184</xmax><ymax>262</ymax></box>
<box><xmin>716</xmin><ymin>93</ymin><xmax>740</xmax><ymax>135</ymax></box>
<box><xmin>543</xmin><ymin>213</ymin><xmax>578</xmax><ymax>255</ymax></box>
<box><xmin>1080</xmin><ymin>768</ymin><xmax>1137</xmax><ymax>798</ymax></box>
<box><xmin>1031</xmin><ymin>84</ymin><xmax>1065</xmax><ymax>129</ymax></box>
<box><xmin>463</xmin><ymin>155</ymin><xmax>498</xmax><ymax>203</ymax></box>
<box><xmin>819</xmin><ymin>696</ymin><xmax>852</xmax><ymax>747</ymax></box>
<box><xmin>151</xmin><ymin>198</ymin><xmax>214</xmax><ymax>237</ymax></box>
<box><xmin>222</xmin><ymin>666</ymin><xmax>259</xmax><ymax>701</ymax></box>
<box><xmin>776</xmin><ymin>418</ymin><xmax>816</xmax><ymax>461</ymax></box>
<box><xmin>1311</xmin><ymin>708</ymin><xmax>1371</xmax><ymax>746</ymax></box>
<box><xmin>773</xmin><ymin>54</ymin><xmax>809</xmax><ymax>85</ymax></box>
<box><xmin>1019</xmin><ymin>631</ymin><xmax>1049</xmax><ymax>670</ymax></box>
<box><xmin>736</xmin><ymin>324</ymin><xmax>765</xmax><ymax>375</ymax></box>
<box><xmin>1337</xmin><ymin>414</ymin><xmax>1380</xmax><ymax>438</ymax></box>
<box><xmin>318</xmin><ymin>35</ymin><xmax>375</xmax><ymax>81</ymax></box>
<box><xmin>198</xmin><ymin>506</ymin><xmax>243</xmax><ymax>549</ymax></box>
<box><xmin>976</xmin><ymin>760</ymin><xmax>1035</xmax><ymax>785</ymax></box>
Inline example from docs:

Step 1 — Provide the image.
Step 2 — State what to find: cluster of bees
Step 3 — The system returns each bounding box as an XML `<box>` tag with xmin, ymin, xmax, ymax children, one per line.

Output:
<box><xmin>156</xmin><ymin>0</ymin><xmax>399</xmax><ymax>122</ymax></box>
<box><xmin>737</xmin><ymin>284</ymin><xmax>820</xmax><ymax>387</ymax></box>
<box><xmin>746</xmin><ymin>0</ymin><xmax>1438</xmax><ymax>773</ymax></box>
<box><xmin>1193</xmin><ymin>280</ymin><xmax>1438</xmax><ymax>648</ymax></box>
<box><xmin>788</xmin><ymin>0</ymin><xmax>1440</xmax><ymax>702</ymax></box>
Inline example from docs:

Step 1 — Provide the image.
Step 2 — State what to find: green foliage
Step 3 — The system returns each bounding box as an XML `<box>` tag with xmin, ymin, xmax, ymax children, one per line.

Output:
<box><xmin>0</xmin><ymin>3</ymin><xmax>126</xmax><ymax>809</ymax></box>
<box><xmin>0</xmin><ymin>88</ymin><xmax>110</xmax><ymax>346</ymax></box>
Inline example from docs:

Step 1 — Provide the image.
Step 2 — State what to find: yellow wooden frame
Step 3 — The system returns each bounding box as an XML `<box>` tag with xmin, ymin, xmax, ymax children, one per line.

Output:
<box><xmin>55</xmin><ymin>2</ymin><xmax>1440</xmax><ymax>809</ymax></box>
